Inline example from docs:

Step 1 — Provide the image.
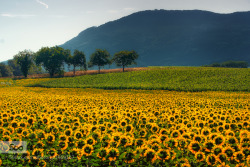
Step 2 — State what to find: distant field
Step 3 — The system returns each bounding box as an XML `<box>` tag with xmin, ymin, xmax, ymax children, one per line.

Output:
<box><xmin>27</xmin><ymin>67</ymin><xmax>250</xmax><ymax>92</ymax></box>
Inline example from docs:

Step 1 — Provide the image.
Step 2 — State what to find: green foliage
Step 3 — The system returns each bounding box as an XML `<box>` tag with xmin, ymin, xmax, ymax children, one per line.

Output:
<box><xmin>88</xmin><ymin>49</ymin><xmax>111</xmax><ymax>73</ymax></box>
<box><xmin>14</xmin><ymin>50</ymin><xmax>34</xmax><ymax>78</ymax></box>
<box><xmin>113</xmin><ymin>50</ymin><xmax>139</xmax><ymax>72</ymax></box>
<box><xmin>8</xmin><ymin>59</ymin><xmax>22</xmax><ymax>76</ymax></box>
<box><xmin>67</xmin><ymin>50</ymin><xmax>87</xmax><ymax>76</ymax></box>
<box><xmin>203</xmin><ymin>61</ymin><xmax>248</xmax><ymax>68</ymax></box>
<box><xmin>0</xmin><ymin>63</ymin><xmax>13</xmax><ymax>77</ymax></box>
<box><xmin>36</xmin><ymin>46</ymin><xmax>70</xmax><ymax>77</ymax></box>
<box><xmin>28</xmin><ymin>67</ymin><xmax>250</xmax><ymax>92</ymax></box>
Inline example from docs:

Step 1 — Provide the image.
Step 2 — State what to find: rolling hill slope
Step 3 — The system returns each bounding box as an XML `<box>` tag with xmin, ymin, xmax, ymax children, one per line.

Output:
<box><xmin>60</xmin><ymin>10</ymin><xmax>250</xmax><ymax>67</ymax></box>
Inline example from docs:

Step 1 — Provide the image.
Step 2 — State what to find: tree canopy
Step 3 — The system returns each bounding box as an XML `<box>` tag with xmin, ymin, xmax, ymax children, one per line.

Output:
<box><xmin>67</xmin><ymin>50</ymin><xmax>87</xmax><ymax>76</ymax></box>
<box><xmin>0</xmin><ymin>63</ymin><xmax>13</xmax><ymax>77</ymax></box>
<box><xmin>113</xmin><ymin>50</ymin><xmax>139</xmax><ymax>72</ymax></box>
<box><xmin>14</xmin><ymin>50</ymin><xmax>34</xmax><ymax>78</ymax></box>
<box><xmin>36</xmin><ymin>46</ymin><xmax>70</xmax><ymax>77</ymax></box>
<box><xmin>88</xmin><ymin>49</ymin><xmax>111</xmax><ymax>74</ymax></box>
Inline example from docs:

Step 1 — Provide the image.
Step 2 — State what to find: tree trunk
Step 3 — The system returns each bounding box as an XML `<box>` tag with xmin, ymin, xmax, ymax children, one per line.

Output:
<box><xmin>73</xmin><ymin>66</ymin><xmax>76</xmax><ymax>77</ymax></box>
<box><xmin>98</xmin><ymin>66</ymin><xmax>100</xmax><ymax>74</ymax></box>
<box><xmin>123</xmin><ymin>65</ymin><xmax>125</xmax><ymax>72</ymax></box>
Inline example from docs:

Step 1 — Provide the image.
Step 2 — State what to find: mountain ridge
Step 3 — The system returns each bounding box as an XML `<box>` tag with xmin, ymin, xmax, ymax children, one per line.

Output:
<box><xmin>61</xmin><ymin>9</ymin><xmax>250</xmax><ymax>67</ymax></box>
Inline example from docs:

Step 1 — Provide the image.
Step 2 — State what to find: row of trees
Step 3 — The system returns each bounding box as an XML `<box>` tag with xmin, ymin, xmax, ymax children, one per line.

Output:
<box><xmin>0</xmin><ymin>46</ymin><xmax>139</xmax><ymax>78</ymax></box>
<box><xmin>203</xmin><ymin>61</ymin><xmax>248</xmax><ymax>68</ymax></box>
<box><xmin>0</xmin><ymin>51</ymin><xmax>43</xmax><ymax>78</ymax></box>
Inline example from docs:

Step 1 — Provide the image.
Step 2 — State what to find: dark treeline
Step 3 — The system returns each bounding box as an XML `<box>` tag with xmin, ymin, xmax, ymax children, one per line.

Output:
<box><xmin>0</xmin><ymin>46</ymin><xmax>139</xmax><ymax>78</ymax></box>
<box><xmin>203</xmin><ymin>61</ymin><xmax>248</xmax><ymax>68</ymax></box>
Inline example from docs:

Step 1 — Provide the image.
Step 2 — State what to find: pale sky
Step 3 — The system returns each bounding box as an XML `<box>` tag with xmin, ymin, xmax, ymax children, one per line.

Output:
<box><xmin>1</xmin><ymin>0</ymin><xmax>250</xmax><ymax>62</ymax></box>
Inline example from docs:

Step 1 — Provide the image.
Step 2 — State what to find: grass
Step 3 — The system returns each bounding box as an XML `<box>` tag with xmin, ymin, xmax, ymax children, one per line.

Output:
<box><xmin>27</xmin><ymin>67</ymin><xmax>250</xmax><ymax>92</ymax></box>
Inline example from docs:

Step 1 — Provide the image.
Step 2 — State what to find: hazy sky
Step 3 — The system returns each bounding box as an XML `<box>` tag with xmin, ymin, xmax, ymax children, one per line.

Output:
<box><xmin>1</xmin><ymin>0</ymin><xmax>250</xmax><ymax>62</ymax></box>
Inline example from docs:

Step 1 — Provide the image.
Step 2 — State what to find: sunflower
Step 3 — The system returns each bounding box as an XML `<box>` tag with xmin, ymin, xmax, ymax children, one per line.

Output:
<box><xmin>157</xmin><ymin>149</ymin><xmax>171</xmax><ymax>161</ymax></box>
<box><xmin>42</xmin><ymin>117</ymin><xmax>49</xmax><ymax>125</ymax></box>
<box><xmin>69</xmin><ymin>148</ymin><xmax>81</xmax><ymax>160</ymax></box>
<box><xmin>18</xmin><ymin>121</ymin><xmax>27</xmax><ymax>128</ymax></box>
<box><xmin>213</xmin><ymin>135</ymin><xmax>225</xmax><ymax>146</ymax></box>
<box><xmin>225</xmin><ymin>130</ymin><xmax>235</xmax><ymax>137</ymax></box>
<box><xmin>182</xmin><ymin>132</ymin><xmax>191</xmax><ymax>140</ymax></box>
<box><xmin>144</xmin><ymin>148</ymin><xmax>157</xmax><ymax>163</ymax></box>
<box><xmin>86</xmin><ymin>137</ymin><xmax>96</xmax><ymax>146</ymax></box>
<box><xmin>124</xmin><ymin>124</ymin><xmax>133</xmax><ymax>133</ymax></box>
<box><xmin>151</xmin><ymin>123</ymin><xmax>159</xmax><ymax>133</ymax></box>
<box><xmin>118</xmin><ymin>135</ymin><xmax>133</xmax><ymax>147</ymax></box>
<box><xmin>76</xmin><ymin>139</ymin><xmax>85</xmax><ymax>149</ymax></box>
<box><xmin>212</xmin><ymin>145</ymin><xmax>223</xmax><ymax>156</ymax></box>
<box><xmin>188</xmin><ymin>141</ymin><xmax>201</xmax><ymax>154</ymax></box>
<box><xmin>47</xmin><ymin>148</ymin><xmax>57</xmax><ymax>159</ymax></box>
<box><xmin>216</xmin><ymin>153</ymin><xmax>228</xmax><ymax>164</ymax></box>
<box><xmin>2</xmin><ymin>135</ymin><xmax>12</xmax><ymax>142</ymax></box>
<box><xmin>240</xmin><ymin>130</ymin><xmax>249</xmax><ymax>138</ymax></box>
<box><xmin>159</xmin><ymin>128</ymin><xmax>168</xmax><ymax>135</ymax></box>
<box><xmin>203</xmin><ymin>140</ymin><xmax>215</xmax><ymax>152</ymax></box>
<box><xmin>27</xmin><ymin>117</ymin><xmax>35</xmax><ymax>125</ymax></box>
<box><xmin>171</xmin><ymin>130</ymin><xmax>181</xmax><ymax>139</ymax></box>
<box><xmin>11</xmin><ymin>120</ymin><xmax>18</xmax><ymax>128</ymax></box>
<box><xmin>37</xmin><ymin>159</ymin><xmax>46</xmax><ymax>167</ymax></box>
<box><xmin>234</xmin><ymin>151</ymin><xmax>245</xmax><ymax>163</ymax></box>
<box><xmin>178</xmin><ymin>137</ymin><xmax>188</xmax><ymax>150</ymax></box>
<box><xmin>135</xmin><ymin>138</ymin><xmax>145</xmax><ymax>147</ymax></box>
<box><xmin>206</xmin><ymin>154</ymin><xmax>217</xmax><ymax>166</ymax></box>
<box><xmin>45</xmin><ymin>133</ymin><xmax>55</xmax><ymax>144</ymax></box>
<box><xmin>36</xmin><ymin>130</ymin><xmax>46</xmax><ymax>139</ymax></box>
<box><xmin>124</xmin><ymin>151</ymin><xmax>135</xmax><ymax>164</ymax></box>
<box><xmin>139</xmin><ymin>129</ymin><xmax>147</xmax><ymax>138</ymax></box>
<box><xmin>21</xmin><ymin>130</ymin><xmax>29</xmax><ymax>138</ymax></box>
<box><xmin>195</xmin><ymin>151</ymin><xmax>205</xmax><ymax>162</ymax></box>
<box><xmin>74</xmin><ymin>130</ymin><xmax>83</xmax><ymax>140</ymax></box>
<box><xmin>223</xmin><ymin>146</ymin><xmax>235</xmax><ymax>160</ymax></box>
<box><xmin>97</xmin><ymin>147</ymin><xmax>108</xmax><ymax>161</ymax></box>
<box><xmin>32</xmin><ymin>148</ymin><xmax>44</xmax><ymax>160</ymax></box>
<box><xmin>58</xmin><ymin>134</ymin><xmax>68</xmax><ymax>142</ymax></box>
<box><xmin>242</xmin><ymin>148</ymin><xmax>250</xmax><ymax>158</ymax></box>
<box><xmin>193</xmin><ymin>135</ymin><xmax>204</xmax><ymax>143</ymax></box>
<box><xmin>64</xmin><ymin>128</ymin><xmax>73</xmax><ymax>137</ymax></box>
<box><xmin>33</xmin><ymin>141</ymin><xmax>45</xmax><ymax>149</ymax></box>
<box><xmin>159</xmin><ymin>134</ymin><xmax>168</xmax><ymax>143</ymax></box>
<box><xmin>108</xmin><ymin>148</ymin><xmax>119</xmax><ymax>161</ymax></box>
<box><xmin>58</xmin><ymin>140</ymin><xmax>68</xmax><ymax>150</ymax></box>
<box><xmin>120</xmin><ymin>120</ymin><xmax>127</xmax><ymax>127</ymax></box>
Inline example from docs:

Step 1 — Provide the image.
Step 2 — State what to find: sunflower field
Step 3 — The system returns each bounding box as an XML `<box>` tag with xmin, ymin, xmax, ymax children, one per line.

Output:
<box><xmin>0</xmin><ymin>83</ymin><xmax>249</xmax><ymax>166</ymax></box>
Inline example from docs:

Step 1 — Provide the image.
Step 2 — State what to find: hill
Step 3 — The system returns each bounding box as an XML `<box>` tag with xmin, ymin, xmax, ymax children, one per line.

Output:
<box><xmin>60</xmin><ymin>10</ymin><xmax>250</xmax><ymax>67</ymax></box>
<box><xmin>27</xmin><ymin>67</ymin><xmax>250</xmax><ymax>92</ymax></box>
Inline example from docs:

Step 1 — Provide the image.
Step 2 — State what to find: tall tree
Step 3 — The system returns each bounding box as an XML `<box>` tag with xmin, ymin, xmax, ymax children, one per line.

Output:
<box><xmin>67</xmin><ymin>50</ymin><xmax>87</xmax><ymax>76</ymax></box>
<box><xmin>113</xmin><ymin>50</ymin><xmax>139</xmax><ymax>72</ymax></box>
<box><xmin>36</xmin><ymin>46</ymin><xmax>70</xmax><ymax>77</ymax></box>
<box><xmin>14</xmin><ymin>50</ymin><xmax>34</xmax><ymax>78</ymax></box>
<box><xmin>0</xmin><ymin>63</ymin><xmax>13</xmax><ymax>77</ymax></box>
<box><xmin>88</xmin><ymin>49</ymin><xmax>111</xmax><ymax>74</ymax></box>
<box><xmin>8</xmin><ymin>59</ymin><xmax>22</xmax><ymax>76</ymax></box>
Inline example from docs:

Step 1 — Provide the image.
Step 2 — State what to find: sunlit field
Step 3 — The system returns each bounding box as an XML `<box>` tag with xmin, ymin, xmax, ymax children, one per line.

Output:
<box><xmin>0</xmin><ymin>84</ymin><xmax>249</xmax><ymax>166</ymax></box>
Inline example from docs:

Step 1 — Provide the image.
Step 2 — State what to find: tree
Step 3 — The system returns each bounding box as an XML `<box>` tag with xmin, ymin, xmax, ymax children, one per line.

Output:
<box><xmin>14</xmin><ymin>50</ymin><xmax>34</xmax><ymax>78</ymax></box>
<box><xmin>88</xmin><ymin>49</ymin><xmax>111</xmax><ymax>74</ymax></box>
<box><xmin>67</xmin><ymin>50</ymin><xmax>87</xmax><ymax>76</ymax></box>
<box><xmin>35</xmin><ymin>46</ymin><xmax>70</xmax><ymax>77</ymax></box>
<box><xmin>113</xmin><ymin>50</ymin><xmax>139</xmax><ymax>72</ymax></box>
<box><xmin>8</xmin><ymin>60</ymin><xmax>22</xmax><ymax>76</ymax></box>
<box><xmin>0</xmin><ymin>63</ymin><xmax>13</xmax><ymax>77</ymax></box>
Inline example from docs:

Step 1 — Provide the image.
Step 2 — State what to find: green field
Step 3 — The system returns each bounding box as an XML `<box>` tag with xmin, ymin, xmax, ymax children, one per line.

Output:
<box><xmin>27</xmin><ymin>67</ymin><xmax>250</xmax><ymax>92</ymax></box>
